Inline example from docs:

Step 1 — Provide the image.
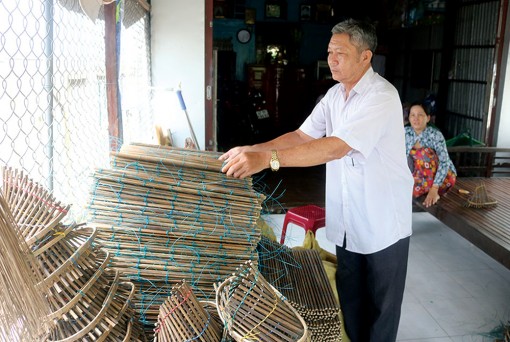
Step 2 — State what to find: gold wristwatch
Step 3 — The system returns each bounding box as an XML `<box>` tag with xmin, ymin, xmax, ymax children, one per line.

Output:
<box><xmin>270</xmin><ymin>150</ymin><xmax>280</xmax><ymax>171</ymax></box>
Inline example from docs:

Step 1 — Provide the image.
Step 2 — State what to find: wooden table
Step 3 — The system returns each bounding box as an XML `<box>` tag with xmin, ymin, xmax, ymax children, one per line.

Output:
<box><xmin>415</xmin><ymin>177</ymin><xmax>510</xmax><ymax>269</ymax></box>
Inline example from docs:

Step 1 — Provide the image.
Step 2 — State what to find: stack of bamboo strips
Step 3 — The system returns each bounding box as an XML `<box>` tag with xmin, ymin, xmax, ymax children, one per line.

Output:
<box><xmin>215</xmin><ymin>261</ymin><xmax>310</xmax><ymax>342</ymax></box>
<box><xmin>155</xmin><ymin>280</ymin><xmax>223</xmax><ymax>341</ymax></box>
<box><xmin>87</xmin><ymin>144</ymin><xmax>265</xmax><ymax>329</ymax></box>
<box><xmin>1</xmin><ymin>166</ymin><xmax>147</xmax><ymax>341</ymax></box>
<box><xmin>258</xmin><ymin>237</ymin><xmax>342</xmax><ymax>341</ymax></box>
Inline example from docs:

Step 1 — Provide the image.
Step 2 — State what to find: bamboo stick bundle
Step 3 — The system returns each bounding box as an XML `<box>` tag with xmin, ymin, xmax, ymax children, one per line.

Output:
<box><xmin>114</xmin><ymin>143</ymin><xmax>264</xmax><ymax>201</ymax></box>
<box><xmin>256</xmin><ymin>236</ymin><xmax>300</xmax><ymax>293</ymax></box>
<box><xmin>109</xmin><ymin>155</ymin><xmax>258</xmax><ymax>195</ymax></box>
<box><xmin>90</xmin><ymin>211</ymin><xmax>261</xmax><ymax>243</ymax></box>
<box><xmin>155</xmin><ymin>280</ymin><xmax>223</xmax><ymax>341</ymax></box>
<box><xmin>118</xmin><ymin>143</ymin><xmax>224</xmax><ymax>173</ymax></box>
<box><xmin>0</xmin><ymin>193</ymin><xmax>51</xmax><ymax>341</ymax></box>
<box><xmin>290</xmin><ymin>250</ymin><xmax>339</xmax><ymax>320</ymax></box>
<box><xmin>91</xmin><ymin>167</ymin><xmax>262</xmax><ymax>203</ymax></box>
<box><xmin>257</xmin><ymin>238</ymin><xmax>342</xmax><ymax>341</ymax></box>
<box><xmin>89</xmin><ymin>184</ymin><xmax>260</xmax><ymax>216</ymax></box>
<box><xmin>87</xmin><ymin>144</ymin><xmax>265</xmax><ymax>331</ymax></box>
<box><xmin>1</xmin><ymin>166</ymin><xmax>71</xmax><ymax>247</ymax></box>
<box><xmin>215</xmin><ymin>261</ymin><xmax>310</xmax><ymax>342</ymax></box>
<box><xmin>88</xmin><ymin>199</ymin><xmax>260</xmax><ymax>232</ymax></box>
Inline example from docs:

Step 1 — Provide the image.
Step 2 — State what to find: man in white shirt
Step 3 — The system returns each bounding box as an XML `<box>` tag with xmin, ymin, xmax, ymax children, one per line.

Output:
<box><xmin>220</xmin><ymin>18</ymin><xmax>413</xmax><ymax>341</ymax></box>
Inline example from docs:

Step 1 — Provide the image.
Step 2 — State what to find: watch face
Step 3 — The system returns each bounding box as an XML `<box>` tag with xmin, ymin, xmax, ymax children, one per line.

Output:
<box><xmin>237</xmin><ymin>29</ymin><xmax>251</xmax><ymax>44</ymax></box>
<box><xmin>270</xmin><ymin>159</ymin><xmax>280</xmax><ymax>171</ymax></box>
<box><xmin>266</xmin><ymin>4</ymin><xmax>281</xmax><ymax>18</ymax></box>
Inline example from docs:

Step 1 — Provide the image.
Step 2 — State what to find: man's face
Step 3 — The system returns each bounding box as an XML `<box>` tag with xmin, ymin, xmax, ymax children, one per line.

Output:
<box><xmin>327</xmin><ymin>33</ymin><xmax>371</xmax><ymax>86</ymax></box>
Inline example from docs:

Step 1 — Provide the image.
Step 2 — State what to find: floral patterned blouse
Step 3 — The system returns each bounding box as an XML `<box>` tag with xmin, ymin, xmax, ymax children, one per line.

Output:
<box><xmin>405</xmin><ymin>125</ymin><xmax>457</xmax><ymax>186</ymax></box>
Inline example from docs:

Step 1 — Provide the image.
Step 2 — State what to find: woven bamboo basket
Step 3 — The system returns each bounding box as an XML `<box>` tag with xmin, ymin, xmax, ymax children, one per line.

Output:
<box><xmin>200</xmin><ymin>301</ymin><xmax>235</xmax><ymax>342</ymax></box>
<box><xmin>45</xmin><ymin>248</ymin><xmax>111</xmax><ymax>320</ymax></box>
<box><xmin>215</xmin><ymin>263</ymin><xmax>310</xmax><ymax>342</ymax></box>
<box><xmin>1</xmin><ymin>166</ymin><xmax>71</xmax><ymax>247</ymax></box>
<box><xmin>47</xmin><ymin>272</ymin><xmax>140</xmax><ymax>341</ymax></box>
<box><xmin>154</xmin><ymin>281</ymin><xmax>223</xmax><ymax>342</ymax></box>
<box><xmin>34</xmin><ymin>226</ymin><xmax>98</xmax><ymax>289</ymax></box>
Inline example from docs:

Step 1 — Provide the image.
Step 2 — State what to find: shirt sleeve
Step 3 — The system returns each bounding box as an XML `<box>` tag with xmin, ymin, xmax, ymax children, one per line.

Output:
<box><xmin>404</xmin><ymin>126</ymin><xmax>416</xmax><ymax>155</ymax></box>
<box><xmin>300</xmin><ymin>98</ymin><xmax>327</xmax><ymax>139</ymax></box>
<box><xmin>331</xmin><ymin>91</ymin><xmax>402</xmax><ymax>161</ymax></box>
<box><xmin>427</xmin><ymin>127</ymin><xmax>451</xmax><ymax>186</ymax></box>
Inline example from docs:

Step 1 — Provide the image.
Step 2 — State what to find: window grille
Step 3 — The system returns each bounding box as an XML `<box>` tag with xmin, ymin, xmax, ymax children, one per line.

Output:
<box><xmin>0</xmin><ymin>0</ymin><xmax>152</xmax><ymax>221</ymax></box>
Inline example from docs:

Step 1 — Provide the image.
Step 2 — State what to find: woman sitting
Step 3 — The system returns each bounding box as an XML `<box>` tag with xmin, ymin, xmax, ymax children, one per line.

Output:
<box><xmin>405</xmin><ymin>102</ymin><xmax>457</xmax><ymax>207</ymax></box>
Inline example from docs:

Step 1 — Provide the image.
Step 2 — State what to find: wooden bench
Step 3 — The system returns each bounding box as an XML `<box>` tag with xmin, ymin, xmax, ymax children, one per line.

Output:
<box><xmin>414</xmin><ymin>177</ymin><xmax>510</xmax><ymax>269</ymax></box>
<box><xmin>447</xmin><ymin>146</ymin><xmax>510</xmax><ymax>177</ymax></box>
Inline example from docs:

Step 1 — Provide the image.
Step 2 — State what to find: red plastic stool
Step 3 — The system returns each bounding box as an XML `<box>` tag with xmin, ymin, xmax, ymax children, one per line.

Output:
<box><xmin>280</xmin><ymin>205</ymin><xmax>326</xmax><ymax>245</ymax></box>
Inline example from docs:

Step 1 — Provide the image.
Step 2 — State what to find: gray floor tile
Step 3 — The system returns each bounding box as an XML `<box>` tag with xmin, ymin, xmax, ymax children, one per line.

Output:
<box><xmin>450</xmin><ymin>333</ymin><xmax>502</xmax><ymax>341</ymax></box>
<box><xmin>424</xmin><ymin>247</ymin><xmax>493</xmax><ymax>272</ymax></box>
<box><xmin>397</xmin><ymin>300</ymin><xmax>448</xmax><ymax>340</ymax></box>
<box><xmin>421</xmin><ymin>297</ymin><xmax>503</xmax><ymax>336</ymax></box>
<box><xmin>449</xmin><ymin>269</ymin><xmax>510</xmax><ymax>299</ymax></box>
<box><xmin>406</xmin><ymin>270</ymin><xmax>472</xmax><ymax>302</ymax></box>
<box><xmin>407</xmin><ymin>248</ymin><xmax>447</xmax><ymax>275</ymax></box>
<box><xmin>398</xmin><ymin>338</ymin><xmax>453</xmax><ymax>342</ymax></box>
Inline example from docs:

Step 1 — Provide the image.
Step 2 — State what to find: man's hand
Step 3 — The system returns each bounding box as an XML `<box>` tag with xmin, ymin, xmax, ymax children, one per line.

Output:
<box><xmin>218</xmin><ymin>146</ymin><xmax>251</xmax><ymax>163</ymax></box>
<box><xmin>220</xmin><ymin>150</ymin><xmax>270</xmax><ymax>179</ymax></box>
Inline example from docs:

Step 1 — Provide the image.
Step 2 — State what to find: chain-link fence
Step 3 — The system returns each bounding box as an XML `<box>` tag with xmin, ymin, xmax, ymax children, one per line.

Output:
<box><xmin>0</xmin><ymin>0</ymin><xmax>152</xmax><ymax>221</ymax></box>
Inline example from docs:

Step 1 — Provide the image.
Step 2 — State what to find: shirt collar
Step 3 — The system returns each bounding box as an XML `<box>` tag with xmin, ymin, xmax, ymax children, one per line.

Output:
<box><xmin>338</xmin><ymin>67</ymin><xmax>375</xmax><ymax>98</ymax></box>
<box><xmin>352</xmin><ymin>66</ymin><xmax>375</xmax><ymax>95</ymax></box>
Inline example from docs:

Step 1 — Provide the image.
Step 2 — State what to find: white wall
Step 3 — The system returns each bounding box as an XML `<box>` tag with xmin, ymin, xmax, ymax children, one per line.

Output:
<box><xmin>151</xmin><ymin>0</ymin><xmax>205</xmax><ymax>149</ymax></box>
<box><xmin>496</xmin><ymin>3</ymin><xmax>510</xmax><ymax>147</ymax></box>
<box><xmin>498</xmin><ymin>51</ymin><xmax>510</xmax><ymax>147</ymax></box>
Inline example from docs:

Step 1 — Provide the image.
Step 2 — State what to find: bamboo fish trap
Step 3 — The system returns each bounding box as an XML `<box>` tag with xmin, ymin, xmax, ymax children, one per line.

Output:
<box><xmin>2</xmin><ymin>167</ymin><xmax>147</xmax><ymax>341</ymax></box>
<box><xmin>1</xmin><ymin>166</ymin><xmax>71</xmax><ymax>248</ymax></box>
<box><xmin>0</xmin><ymin>193</ymin><xmax>51</xmax><ymax>341</ymax></box>
<box><xmin>215</xmin><ymin>261</ymin><xmax>310</xmax><ymax>342</ymax></box>
<box><xmin>154</xmin><ymin>280</ymin><xmax>223</xmax><ymax>342</ymax></box>
<box><xmin>258</xmin><ymin>237</ymin><xmax>342</xmax><ymax>341</ymax></box>
<box><xmin>465</xmin><ymin>182</ymin><xmax>498</xmax><ymax>208</ymax></box>
<box><xmin>87</xmin><ymin>144</ymin><xmax>266</xmax><ymax>329</ymax></box>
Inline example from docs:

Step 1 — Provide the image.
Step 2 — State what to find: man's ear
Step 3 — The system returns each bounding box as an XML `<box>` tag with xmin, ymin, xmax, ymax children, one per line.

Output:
<box><xmin>363</xmin><ymin>50</ymin><xmax>373</xmax><ymax>63</ymax></box>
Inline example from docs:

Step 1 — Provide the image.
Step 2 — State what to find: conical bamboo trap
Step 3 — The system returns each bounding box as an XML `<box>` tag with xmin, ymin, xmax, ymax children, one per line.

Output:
<box><xmin>258</xmin><ymin>237</ymin><xmax>342</xmax><ymax>341</ymax></box>
<box><xmin>0</xmin><ymin>193</ymin><xmax>51</xmax><ymax>341</ymax></box>
<box><xmin>1</xmin><ymin>167</ymin><xmax>70</xmax><ymax>248</ymax></box>
<box><xmin>465</xmin><ymin>182</ymin><xmax>498</xmax><ymax>208</ymax></box>
<box><xmin>215</xmin><ymin>261</ymin><xmax>310</xmax><ymax>342</ymax></box>
<box><xmin>154</xmin><ymin>280</ymin><xmax>224</xmax><ymax>342</ymax></box>
<box><xmin>87</xmin><ymin>144</ymin><xmax>266</xmax><ymax>329</ymax></box>
<box><xmin>1</xmin><ymin>166</ymin><xmax>147</xmax><ymax>341</ymax></box>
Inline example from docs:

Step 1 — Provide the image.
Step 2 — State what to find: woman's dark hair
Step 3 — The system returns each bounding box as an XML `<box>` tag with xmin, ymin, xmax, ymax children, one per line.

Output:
<box><xmin>410</xmin><ymin>101</ymin><xmax>433</xmax><ymax>116</ymax></box>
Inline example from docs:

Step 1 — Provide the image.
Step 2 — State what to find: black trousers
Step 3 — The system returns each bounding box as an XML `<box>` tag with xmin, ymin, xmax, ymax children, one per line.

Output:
<box><xmin>336</xmin><ymin>236</ymin><xmax>410</xmax><ymax>342</ymax></box>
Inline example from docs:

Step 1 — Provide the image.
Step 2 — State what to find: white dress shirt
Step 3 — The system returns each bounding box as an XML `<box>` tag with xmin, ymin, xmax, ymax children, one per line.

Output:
<box><xmin>300</xmin><ymin>67</ymin><xmax>413</xmax><ymax>254</ymax></box>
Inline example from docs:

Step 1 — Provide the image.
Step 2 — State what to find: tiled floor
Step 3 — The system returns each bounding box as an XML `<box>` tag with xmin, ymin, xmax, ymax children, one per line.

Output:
<box><xmin>262</xmin><ymin>212</ymin><xmax>510</xmax><ymax>341</ymax></box>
